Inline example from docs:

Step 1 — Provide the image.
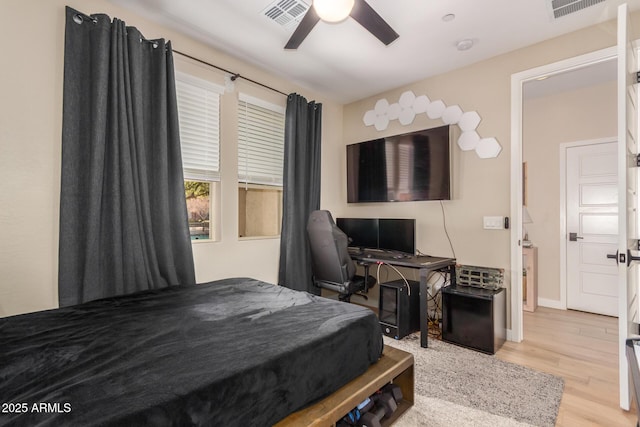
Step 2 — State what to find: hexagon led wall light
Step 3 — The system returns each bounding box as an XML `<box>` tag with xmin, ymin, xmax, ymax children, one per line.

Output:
<box><xmin>442</xmin><ymin>105</ymin><xmax>463</xmax><ymax>124</ymax></box>
<box><xmin>426</xmin><ymin>100</ymin><xmax>446</xmax><ymax>120</ymax></box>
<box><xmin>458</xmin><ymin>131</ymin><xmax>481</xmax><ymax>151</ymax></box>
<box><xmin>413</xmin><ymin>95</ymin><xmax>430</xmax><ymax>114</ymax></box>
<box><xmin>476</xmin><ymin>137</ymin><xmax>502</xmax><ymax>159</ymax></box>
<box><xmin>362</xmin><ymin>110</ymin><xmax>376</xmax><ymax>126</ymax></box>
<box><xmin>387</xmin><ymin>103</ymin><xmax>401</xmax><ymax>120</ymax></box>
<box><xmin>398</xmin><ymin>91</ymin><xmax>416</xmax><ymax>108</ymax></box>
<box><xmin>362</xmin><ymin>92</ymin><xmax>501</xmax><ymax>159</ymax></box>
<box><xmin>370</xmin><ymin>98</ymin><xmax>391</xmax><ymax>131</ymax></box>
<box><xmin>458</xmin><ymin>111</ymin><xmax>481</xmax><ymax>132</ymax></box>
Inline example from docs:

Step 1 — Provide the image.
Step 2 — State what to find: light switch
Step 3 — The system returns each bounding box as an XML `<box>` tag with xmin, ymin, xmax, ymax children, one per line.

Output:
<box><xmin>483</xmin><ymin>216</ymin><xmax>504</xmax><ymax>230</ymax></box>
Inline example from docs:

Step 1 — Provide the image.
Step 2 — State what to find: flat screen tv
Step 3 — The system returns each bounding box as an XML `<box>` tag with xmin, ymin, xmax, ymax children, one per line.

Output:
<box><xmin>347</xmin><ymin>125</ymin><xmax>451</xmax><ymax>202</ymax></box>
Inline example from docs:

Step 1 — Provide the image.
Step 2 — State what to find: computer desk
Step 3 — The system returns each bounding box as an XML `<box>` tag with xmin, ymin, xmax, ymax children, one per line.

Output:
<box><xmin>349</xmin><ymin>250</ymin><xmax>457</xmax><ymax>348</ymax></box>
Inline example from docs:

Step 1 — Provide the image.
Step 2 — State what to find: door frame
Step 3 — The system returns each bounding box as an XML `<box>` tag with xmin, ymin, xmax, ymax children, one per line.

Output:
<box><xmin>510</xmin><ymin>46</ymin><xmax>617</xmax><ymax>342</ymax></box>
<box><xmin>559</xmin><ymin>137</ymin><xmax>618</xmax><ymax>313</ymax></box>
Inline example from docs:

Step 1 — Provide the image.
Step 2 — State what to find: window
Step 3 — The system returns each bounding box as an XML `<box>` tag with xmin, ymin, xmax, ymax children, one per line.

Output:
<box><xmin>237</xmin><ymin>94</ymin><xmax>285</xmax><ymax>238</ymax></box>
<box><xmin>175</xmin><ymin>72</ymin><xmax>223</xmax><ymax>241</ymax></box>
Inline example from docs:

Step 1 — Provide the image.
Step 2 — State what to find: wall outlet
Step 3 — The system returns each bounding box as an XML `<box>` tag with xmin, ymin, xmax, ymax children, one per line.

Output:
<box><xmin>483</xmin><ymin>216</ymin><xmax>504</xmax><ymax>230</ymax></box>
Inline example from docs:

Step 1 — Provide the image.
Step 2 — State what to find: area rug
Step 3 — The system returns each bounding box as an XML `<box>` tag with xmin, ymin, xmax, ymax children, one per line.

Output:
<box><xmin>384</xmin><ymin>334</ymin><xmax>564</xmax><ymax>427</ymax></box>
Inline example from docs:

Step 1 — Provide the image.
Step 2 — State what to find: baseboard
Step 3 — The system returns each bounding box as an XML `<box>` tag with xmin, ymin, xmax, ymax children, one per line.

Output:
<box><xmin>537</xmin><ymin>298</ymin><xmax>564</xmax><ymax>310</ymax></box>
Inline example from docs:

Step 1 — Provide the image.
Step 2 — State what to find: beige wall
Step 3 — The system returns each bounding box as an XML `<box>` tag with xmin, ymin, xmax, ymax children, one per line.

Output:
<box><xmin>524</xmin><ymin>80</ymin><xmax>617</xmax><ymax>303</ymax></box>
<box><xmin>0</xmin><ymin>0</ymin><xmax>342</xmax><ymax>317</ymax></box>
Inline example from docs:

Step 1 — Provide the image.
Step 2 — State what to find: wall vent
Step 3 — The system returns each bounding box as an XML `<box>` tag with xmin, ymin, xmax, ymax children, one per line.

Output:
<box><xmin>262</xmin><ymin>0</ymin><xmax>310</xmax><ymax>31</ymax></box>
<box><xmin>549</xmin><ymin>0</ymin><xmax>606</xmax><ymax>19</ymax></box>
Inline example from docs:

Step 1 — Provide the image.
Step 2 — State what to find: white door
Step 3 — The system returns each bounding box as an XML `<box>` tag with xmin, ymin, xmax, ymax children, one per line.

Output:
<box><xmin>566</xmin><ymin>142</ymin><xmax>618</xmax><ymax>316</ymax></box>
<box><xmin>617</xmin><ymin>2</ymin><xmax>639</xmax><ymax>411</ymax></box>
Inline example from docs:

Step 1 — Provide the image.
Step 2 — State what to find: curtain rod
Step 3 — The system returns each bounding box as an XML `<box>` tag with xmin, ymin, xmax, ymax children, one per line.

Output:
<box><xmin>71</xmin><ymin>9</ymin><xmax>288</xmax><ymax>97</ymax></box>
<box><xmin>173</xmin><ymin>49</ymin><xmax>288</xmax><ymax>97</ymax></box>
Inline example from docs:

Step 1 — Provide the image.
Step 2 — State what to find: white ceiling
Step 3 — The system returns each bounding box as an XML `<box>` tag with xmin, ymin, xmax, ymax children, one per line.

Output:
<box><xmin>109</xmin><ymin>0</ymin><xmax>640</xmax><ymax>104</ymax></box>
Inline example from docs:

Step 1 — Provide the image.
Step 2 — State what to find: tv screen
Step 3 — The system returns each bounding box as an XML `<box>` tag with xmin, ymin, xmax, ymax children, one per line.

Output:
<box><xmin>346</xmin><ymin>125</ymin><xmax>451</xmax><ymax>203</ymax></box>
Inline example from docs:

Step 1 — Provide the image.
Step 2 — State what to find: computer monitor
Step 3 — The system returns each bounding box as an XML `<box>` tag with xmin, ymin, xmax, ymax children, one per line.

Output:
<box><xmin>378</xmin><ymin>219</ymin><xmax>416</xmax><ymax>255</ymax></box>
<box><xmin>336</xmin><ymin>218</ymin><xmax>379</xmax><ymax>250</ymax></box>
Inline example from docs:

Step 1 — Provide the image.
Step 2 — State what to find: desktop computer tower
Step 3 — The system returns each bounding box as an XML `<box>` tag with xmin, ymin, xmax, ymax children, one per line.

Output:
<box><xmin>378</xmin><ymin>279</ymin><xmax>420</xmax><ymax>340</ymax></box>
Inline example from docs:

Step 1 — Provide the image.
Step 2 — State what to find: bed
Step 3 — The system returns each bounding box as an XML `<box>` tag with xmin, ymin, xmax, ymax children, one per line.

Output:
<box><xmin>0</xmin><ymin>278</ymin><xmax>384</xmax><ymax>426</ymax></box>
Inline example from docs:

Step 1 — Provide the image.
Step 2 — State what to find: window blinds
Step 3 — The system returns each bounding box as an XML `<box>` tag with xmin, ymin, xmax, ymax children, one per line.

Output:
<box><xmin>238</xmin><ymin>94</ymin><xmax>285</xmax><ymax>187</ymax></box>
<box><xmin>175</xmin><ymin>73</ymin><xmax>223</xmax><ymax>182</ymax></box>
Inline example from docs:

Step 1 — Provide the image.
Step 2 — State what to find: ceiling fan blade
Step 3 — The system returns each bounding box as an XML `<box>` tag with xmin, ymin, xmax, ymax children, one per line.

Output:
<box><xmin>350</xmin><ymin>0</ymin><xmax>399</xmax><ymax>45</ymax></box>
<box><xmin>285</xmin><ymin>6</ymin><xmax>321</xmax><ymax>50</ymax></box>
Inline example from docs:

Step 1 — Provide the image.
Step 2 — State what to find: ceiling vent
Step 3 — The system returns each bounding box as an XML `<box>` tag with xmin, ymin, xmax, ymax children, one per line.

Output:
<box><xmin>549</xmin><ymin>0</ymin><xmax>606</xmax><ymax>19</ymax></box>
<box><xmin>263</xmin><ymin>0</ymin><xmax>310</xmax><ymax>31</ymax></box>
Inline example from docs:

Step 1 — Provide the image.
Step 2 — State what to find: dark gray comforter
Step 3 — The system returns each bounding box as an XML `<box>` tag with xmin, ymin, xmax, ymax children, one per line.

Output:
<box><xmin>0</xmin><ymin>278</ymin><xmax>383</xmax><ymax>426</ymax></box>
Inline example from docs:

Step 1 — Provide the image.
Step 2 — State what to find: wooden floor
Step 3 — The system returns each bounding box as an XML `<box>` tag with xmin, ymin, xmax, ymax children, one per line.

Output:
<box><xmin>495</xmin><ymin>307</ymin><xmax>637</xmax><ymax>427</ymax></box>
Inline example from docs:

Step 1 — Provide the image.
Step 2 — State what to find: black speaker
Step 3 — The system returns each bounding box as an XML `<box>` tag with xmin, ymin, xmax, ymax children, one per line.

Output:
<box><xmin>378</xmin><ymin>279</ymin><xmax>420</xmax><ymax>340</ymax></box>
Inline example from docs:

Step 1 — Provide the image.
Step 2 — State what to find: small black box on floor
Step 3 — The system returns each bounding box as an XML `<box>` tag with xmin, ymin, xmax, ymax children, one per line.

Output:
<box><xmin>378</xmin><ymin>279</ymin><xmax>420</xmax><ymax>340</ymax></box>
<box><xmin>442</xmin><ymin>285</ymin><xmax>506</xmax><ymax>354</ymax></box>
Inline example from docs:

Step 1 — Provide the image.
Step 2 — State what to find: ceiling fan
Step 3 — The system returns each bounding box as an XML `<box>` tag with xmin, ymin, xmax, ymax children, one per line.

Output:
<box><xmin>285</xmin><ymin>0</ymin><xmax>399</xmax><ymax>50</ymax></box>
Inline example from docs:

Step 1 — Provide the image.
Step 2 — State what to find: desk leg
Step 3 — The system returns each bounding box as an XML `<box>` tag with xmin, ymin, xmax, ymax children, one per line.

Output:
<box><xmin>449</xmin><ymin>264</ymin><xmax>456</xmax><ymax>286</ymax></box>
<box><xmin>419</xmin><ymin>267</ymin><xmax>429</xmax><ymax>348</ymax></box>
<box><xmin>419</xmin><ymin>264</ymin><xmax>456</xmax><ymax>348</ymax></box>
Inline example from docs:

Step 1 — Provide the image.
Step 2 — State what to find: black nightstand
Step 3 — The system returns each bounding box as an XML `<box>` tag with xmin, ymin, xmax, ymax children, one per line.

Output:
<box><xmin>442</xmin><ymin>285</ymin><xmax>506</xmax><ymax>354</ymax></box>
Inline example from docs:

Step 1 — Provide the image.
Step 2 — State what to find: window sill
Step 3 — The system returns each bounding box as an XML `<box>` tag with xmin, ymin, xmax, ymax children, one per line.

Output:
<box><xmin>238</xmin><ymin>235</ymin><xmax>280</xmax><ymax>241</ymax></box>
<box><xmin>190</xmin><ymin>238</ymin><xmax>219</xmax><ymax>244</ymax></box>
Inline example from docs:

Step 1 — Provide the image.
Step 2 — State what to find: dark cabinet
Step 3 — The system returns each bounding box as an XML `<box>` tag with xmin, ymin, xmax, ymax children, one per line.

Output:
<box><xmin>442</xmin><ymin>285</ymin><xmax>506</xmax><ymax>354</ymax></box>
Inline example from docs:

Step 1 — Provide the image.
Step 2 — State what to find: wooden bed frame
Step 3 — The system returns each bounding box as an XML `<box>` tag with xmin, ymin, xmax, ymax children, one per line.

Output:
<box><xmin>275</xmin><ymin>346</ymin><xmax>414</xmax><ymax>427</ymax></box>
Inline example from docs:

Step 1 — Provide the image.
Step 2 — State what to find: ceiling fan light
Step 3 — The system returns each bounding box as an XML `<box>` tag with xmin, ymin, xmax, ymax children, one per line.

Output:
<box><xmin>313</xmin><ymin>0</ymin><xmax>355</xmax><ymax>23</ymax></box>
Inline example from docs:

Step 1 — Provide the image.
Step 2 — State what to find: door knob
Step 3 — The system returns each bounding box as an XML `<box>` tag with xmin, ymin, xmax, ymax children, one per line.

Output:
<box><xmin>627</xmin><ymin>249</ymin><xmax>640</xmax><ymax>266</ymax></box>
<box><xmin>606</xmin><ymin>250</ymin><xmax>640</xmax><ymax>266</ymax></box>
<box><xmin>569</xmin><ymin>232</ymin><xmax>584</xmax><ymax>241</ymax></box>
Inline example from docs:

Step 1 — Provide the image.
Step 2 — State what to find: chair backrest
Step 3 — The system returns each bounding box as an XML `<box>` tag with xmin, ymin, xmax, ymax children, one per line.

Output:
<box><xmin>307</xmin><ymin>210</ymin><xmax>356</xmax><ymax>285</ymax></box>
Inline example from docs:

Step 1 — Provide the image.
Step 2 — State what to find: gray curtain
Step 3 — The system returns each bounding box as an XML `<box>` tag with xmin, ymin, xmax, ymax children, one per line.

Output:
<box><xmin>278</xmin><ymin>94</ymin><xmax>322</xmax><ymax>294</ymax></box>
<box><xmin>59</xmin><ymin>7</ymin><xmax>195</xmax><ymax>306</ymax></box>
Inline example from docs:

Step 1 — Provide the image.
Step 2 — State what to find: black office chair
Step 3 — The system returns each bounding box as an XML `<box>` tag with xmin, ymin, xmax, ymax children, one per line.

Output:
<box><xmin>307</xmin><ymin>210</ymin><xmax>375</xmax><ymax>302</ymax></box>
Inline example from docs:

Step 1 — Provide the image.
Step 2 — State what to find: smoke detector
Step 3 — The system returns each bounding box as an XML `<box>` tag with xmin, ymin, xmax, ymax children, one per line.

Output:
<box><xmin>456</xmin><ymin>39</ymin><xmax>474</xmax><ymax>51</ymax></box>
